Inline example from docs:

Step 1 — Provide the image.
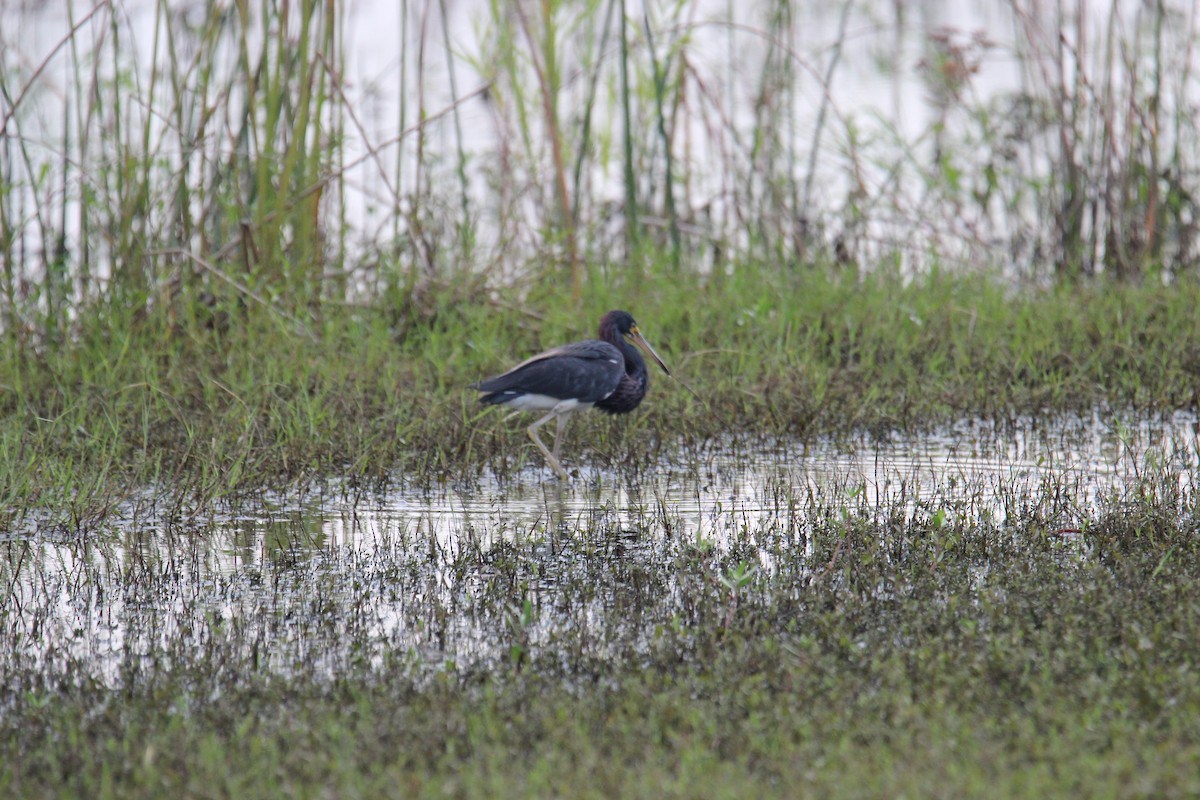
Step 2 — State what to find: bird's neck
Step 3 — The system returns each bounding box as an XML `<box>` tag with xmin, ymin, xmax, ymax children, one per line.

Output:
<box><xmin>620</xmin><ymin>340</ymin><xmax>645</xmax><ymax>378</ymax></box>
<box><xmin>599</xmin><ymin>323</ymin><xmax>643</xmax><ymax>378</ymax></box>
<box><xmin>595</xmin><ymin>316</ymin><xmax>650</xmax><ymax>415</ymax></box>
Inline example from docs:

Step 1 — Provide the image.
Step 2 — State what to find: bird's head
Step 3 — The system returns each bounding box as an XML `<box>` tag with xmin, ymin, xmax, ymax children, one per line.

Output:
<box><xmin>601</xmin><ymin>310</ymin><xmax>670</xmax><ymax>376</ymax></box>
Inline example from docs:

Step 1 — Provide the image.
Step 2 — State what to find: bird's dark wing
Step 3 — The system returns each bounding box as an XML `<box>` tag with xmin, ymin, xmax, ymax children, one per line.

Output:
<box><xmin>473</xmin><ymin>339</ymin><xmax>625</xmax><ymax>404</ymax></box>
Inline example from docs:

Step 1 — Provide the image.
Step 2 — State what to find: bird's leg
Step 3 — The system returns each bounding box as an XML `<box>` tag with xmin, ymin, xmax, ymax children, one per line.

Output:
<box><xmin>551</xmin><ymin>413</ymin><xmax>569</xmax><ymax>461</ymax></box>
<box><xmin>527</xmin><ymin>411</ymin><xmax>570</xmax><ymax>480</ymax></box>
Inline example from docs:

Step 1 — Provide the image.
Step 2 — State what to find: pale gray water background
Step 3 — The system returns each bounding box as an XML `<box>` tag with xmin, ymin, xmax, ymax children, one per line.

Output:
<box><xmin>5</xmin><ymin>410</ymin><xmax>1198</xmax><ymax>686</ymax></box>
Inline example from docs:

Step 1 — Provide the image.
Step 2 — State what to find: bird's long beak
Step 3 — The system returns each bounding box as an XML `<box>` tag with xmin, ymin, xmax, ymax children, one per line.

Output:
<box><xmin>629</xmin><ymin>327</ymin><xmax>671</xmax><ymax>376</ymax></box>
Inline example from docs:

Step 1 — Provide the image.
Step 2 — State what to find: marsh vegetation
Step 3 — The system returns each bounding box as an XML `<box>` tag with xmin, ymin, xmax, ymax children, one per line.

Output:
<box><xmin>3</xmin><ymin>0</ymin><xmax>1200</xmax><ymax>796</ymax></box>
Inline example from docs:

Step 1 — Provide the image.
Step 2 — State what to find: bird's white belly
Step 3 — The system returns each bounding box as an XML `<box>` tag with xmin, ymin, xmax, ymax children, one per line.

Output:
<box><xmin>507</xmin><ymin>394</ymin><xmax>593</xmax><ymax>414</ymax></box>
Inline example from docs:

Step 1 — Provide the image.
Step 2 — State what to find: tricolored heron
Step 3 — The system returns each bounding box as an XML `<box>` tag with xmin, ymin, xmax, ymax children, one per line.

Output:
<box><xmin>472</xmin><ymin>310</ymin><xmax>671</xmax><ymax>479</ymax></box>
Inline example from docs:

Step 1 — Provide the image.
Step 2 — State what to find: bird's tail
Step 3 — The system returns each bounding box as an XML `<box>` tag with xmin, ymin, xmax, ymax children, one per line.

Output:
<box><xmin>476</xmin><ymin>389</ymin><xmax>519</xmax><ymax>406</ymax></box>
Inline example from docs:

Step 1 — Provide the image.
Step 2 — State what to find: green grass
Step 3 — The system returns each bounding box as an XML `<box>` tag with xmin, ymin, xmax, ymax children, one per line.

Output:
<box><xmin>2</xmin><ymin>262</ymin><xmax>1199</xmax><ymax>524</ymax></box>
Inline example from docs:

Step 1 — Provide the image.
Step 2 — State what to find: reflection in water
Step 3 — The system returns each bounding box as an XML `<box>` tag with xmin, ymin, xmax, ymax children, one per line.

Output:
<box><xmin>3</xmin><ymin>411</ymin><xmax>1197</xmax><ymax>685</ymax></box>
<box><xmin>330</xmin><ymin>409</ymin><xmax>1197</xmax><ymax>551</ymax></box>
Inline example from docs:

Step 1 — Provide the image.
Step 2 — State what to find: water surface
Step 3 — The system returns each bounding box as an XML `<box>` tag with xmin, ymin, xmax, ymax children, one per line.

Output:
<box><xmin>4</xmin><ymin>411</ymin><xmax>1197</xmax><ymax>686</ymax></box>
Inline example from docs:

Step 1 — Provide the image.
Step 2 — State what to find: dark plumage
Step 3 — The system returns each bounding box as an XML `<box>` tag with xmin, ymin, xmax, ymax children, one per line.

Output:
<box><xmin>472</xmin><ymin>310</ymin><xmax>670</xmax><ymax>479</ymax></box>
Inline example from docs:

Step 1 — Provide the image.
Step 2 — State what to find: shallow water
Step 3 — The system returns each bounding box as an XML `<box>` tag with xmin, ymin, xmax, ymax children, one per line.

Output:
<box><xmin>4</xmin><ymin>410</ymin><xmax>1198</xmax><ymax>686</ymax></box>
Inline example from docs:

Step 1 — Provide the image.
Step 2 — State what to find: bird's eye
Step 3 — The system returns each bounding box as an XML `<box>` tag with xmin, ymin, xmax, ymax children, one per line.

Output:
<box><xmin>630</xmin><ymin>325</ymin><xmax>640</xmax><ymax>335</ymax></box>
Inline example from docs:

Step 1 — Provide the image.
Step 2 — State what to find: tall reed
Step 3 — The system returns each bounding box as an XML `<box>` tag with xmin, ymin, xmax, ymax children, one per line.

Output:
<box><xmin>2</xmin><ymin>0</ymin><xmax>1198</xmax><ymax>341</ymax></box>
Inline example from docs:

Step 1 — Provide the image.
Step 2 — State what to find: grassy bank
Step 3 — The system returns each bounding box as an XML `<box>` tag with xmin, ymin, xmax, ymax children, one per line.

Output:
<box><xmin>3</xmin><ymin>263</ymin><xmax>1199</xmax><ymax>519</ymax></box>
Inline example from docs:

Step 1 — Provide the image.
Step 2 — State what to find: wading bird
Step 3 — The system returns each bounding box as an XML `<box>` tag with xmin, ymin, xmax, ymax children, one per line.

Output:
<box><xmin>472</xmin><ymin>310</ymin><xmax>671</xmax><ymax>479</ymax></box>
